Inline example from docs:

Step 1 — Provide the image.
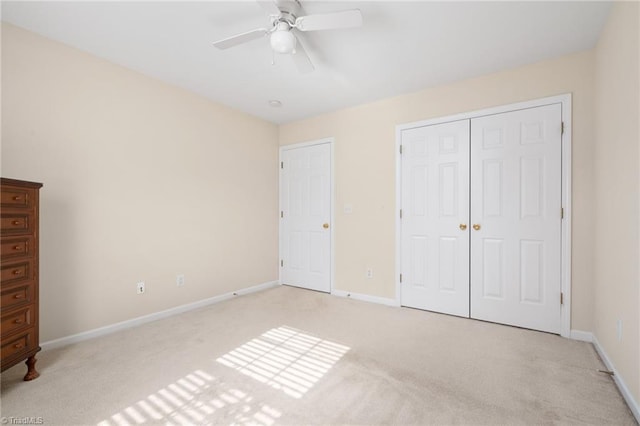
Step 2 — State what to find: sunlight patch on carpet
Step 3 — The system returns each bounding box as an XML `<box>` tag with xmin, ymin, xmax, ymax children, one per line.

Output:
<box><xmin>216</xmin><ymin>326</ymin><xmax>350</xmax><ymax>399</ymax></box>
<box><xmin>97</xmin><ymin>370</ymin><xmax>282</xmax><ymax>426</ymax></box>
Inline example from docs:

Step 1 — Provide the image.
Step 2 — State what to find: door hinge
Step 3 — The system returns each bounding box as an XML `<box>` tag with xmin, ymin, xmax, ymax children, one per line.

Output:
<box><xmin>399</xmin><ymin>273</ymin><xmax>403</xmax><ymax>283</ymax></box>
<box><xmin>280</xmin><ymin>161</ymin><xmax>284</xmax><ymax>169</ymax></box>
<box><xmin>280</xmin><ymin>260</ymin><xmax>283</xmax><ymax>267</ymax></box>
<box><xmin>400</xmin><ymin>209</ymin><xmax>403</xmax><ymax>219</ymax></box>
<box><xmin>560</xmin><ymin>292</ymin><xmax>564</xmax><ymax>305</ymax></box>
<box><xmin>280</xmin><ymin>211</ymin><xmax>283</xmax><ymax>218</ymax></box>
<box><xmin>561</xmin><ymin>207</ymin><xmax>564</xmax><ymax>219</ymax></box>
<box><xmin>561</xmin><ymin>122</ymin><xmax>565</xmax><ymax>135</ymax></box>
<box><xmin>399</xmin><ymin>145</ymin><xmax>403</xmax><ymax>154</ymax></box>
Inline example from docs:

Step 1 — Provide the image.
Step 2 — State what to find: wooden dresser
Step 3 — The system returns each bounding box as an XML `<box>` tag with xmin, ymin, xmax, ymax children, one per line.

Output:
<box><xmin>1</xmin><ymin>178</ymin><xmax>43</xmax><ymax>380</ymax></box>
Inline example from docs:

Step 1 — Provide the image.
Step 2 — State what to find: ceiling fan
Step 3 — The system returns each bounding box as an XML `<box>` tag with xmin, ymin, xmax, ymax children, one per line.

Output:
<box><xmin>212</xmin><ymin>0</ymin><xmax>363</xmax><ymax>73</ymax></box>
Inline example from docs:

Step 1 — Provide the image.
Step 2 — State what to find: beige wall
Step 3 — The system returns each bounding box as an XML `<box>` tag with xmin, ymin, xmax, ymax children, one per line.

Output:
<box><xmin>280</xmin><ymin>50</ymin><xmax>596</xmax><ymax>332</ymax></box>
<box><xmin>594</xmin><ymin>2</ymin><xmax>640</xmax><ymax>404</ymax></box>
<box><xmin>1</xmin><ymin>24</ymin><xmax>279</xmax><ymax>342</ymax></box>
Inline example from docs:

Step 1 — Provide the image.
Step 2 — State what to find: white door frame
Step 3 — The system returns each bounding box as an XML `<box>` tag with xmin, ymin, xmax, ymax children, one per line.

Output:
<box><xmin>279</xmin><ymin>138</ymin><xmax>335</xmax><ymax>293</ymax></box>
<box><xmin>395</xmin><ymin>94</ymin><xmax>572</xmax><ymax>338</ymax></box>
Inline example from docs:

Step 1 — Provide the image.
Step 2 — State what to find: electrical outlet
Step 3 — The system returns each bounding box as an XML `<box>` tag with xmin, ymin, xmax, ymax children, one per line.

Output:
<box><xmin>137</xmin><ymin>281</ymin><xmax>145</xmax><ymax>295</ymax></box>
<box><xmin>176</xmin><ymin>274</ymin><xmax>185</xmax><ymax>287</ymax></box>
<box><xmin>366</xmin><ymin>268</ymin><xmax>373</xmax><ymax>279</ymax></box>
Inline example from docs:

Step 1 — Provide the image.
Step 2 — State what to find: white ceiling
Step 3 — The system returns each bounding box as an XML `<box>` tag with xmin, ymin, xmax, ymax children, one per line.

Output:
<box><xmin>2</xmin><ymin>1</ymin><xmax>611</xmax><ymax>124</ymax></box>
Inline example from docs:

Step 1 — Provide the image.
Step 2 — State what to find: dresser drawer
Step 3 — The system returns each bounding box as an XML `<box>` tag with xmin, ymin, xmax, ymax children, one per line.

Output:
<box><xmin>1</xmin><ymin>212</ymin><xmax>32</xmax><ymax>236</ymax></box>
<box><xmin>1</xmin><ymin>329</ymin><xmax>35</xmax><ymax>361</ymax></box>
<box><xmin>1</xmin><ymin>260</ymin><xmax>33</xmax><ymax>285</ymax></box>
<box><xmin>1</xmin><ymin>306</ymin><xmax>33</xmax><ymax>337</ymax></box>
<box><xmin>1</xmin><ymin>236</ymin><xmax>34</xmax><ymax>261</ymax></box>
<box><xmin>1</xmin><ymin>282</ymin><xmax>34</xmax><ymax>310</ymax></box>
<box><xmin>1</xmin><ymin>187</ymin><xmax>35</xmax><ymax>209</ymax></box>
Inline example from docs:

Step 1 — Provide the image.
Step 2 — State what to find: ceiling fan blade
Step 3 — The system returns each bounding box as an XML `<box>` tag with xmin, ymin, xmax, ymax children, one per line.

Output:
<box><xmin>213</xmin><ymin>28</ymin><xmax>269</xmax><ymax>50</ymax></box>
<box><xmin>295</xmin><ymin>9</ymin><xmax>362</xmax><ymax>32</ymax></box>
<box><xmin>291</xmin><ymin>37</ymin><xmax>314</xmax><ymax>73</ymax></box>
<box><xmin>257</xmin><ymin>0</ymin><xmax>281</xmax><ymax>17</ymax></box>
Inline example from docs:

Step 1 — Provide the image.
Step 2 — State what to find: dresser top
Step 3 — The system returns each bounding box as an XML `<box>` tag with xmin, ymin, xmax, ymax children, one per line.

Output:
<box><xmin>1</xmin><ymin>177</ymin><xmax>43</xmax><ymax>189</ymax></box>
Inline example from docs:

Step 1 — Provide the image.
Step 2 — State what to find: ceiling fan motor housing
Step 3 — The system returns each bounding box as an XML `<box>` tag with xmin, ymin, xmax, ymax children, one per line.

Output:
<box><xmin>272</xmin><ymin>0</ymin><xmax>301</xmax><ymax>17</ymax></box>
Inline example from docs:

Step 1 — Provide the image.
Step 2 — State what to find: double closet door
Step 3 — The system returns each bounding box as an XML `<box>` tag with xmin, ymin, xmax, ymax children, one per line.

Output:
<box><xmin>400</xmin><ymin>104</ymin><xmax>562</xmax><ymax>334</ymax></box>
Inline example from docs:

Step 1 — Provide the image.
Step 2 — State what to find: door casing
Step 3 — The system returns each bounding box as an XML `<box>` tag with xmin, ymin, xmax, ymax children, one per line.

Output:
<box><xmin>395</xmin><ymin>94</ymin><xmax>572</xmax><ymax>337</ymax></box>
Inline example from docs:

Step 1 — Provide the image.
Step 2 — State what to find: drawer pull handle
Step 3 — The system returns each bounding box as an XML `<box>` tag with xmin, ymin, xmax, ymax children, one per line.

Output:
<box><xmin>14</xmin><ymin>319</ymin><xmax>23</xmax><ymax>324</ymax></box>
<box><xmin>12</xmin><ymin>196</ymin><xmax>21</xmax><ymax>201</ymax></box>
<box><xmin>12</xmin><ymin>269</ymin><xmax>22</xmax><ymax>275</ymax></box>
<box><xmin>12</xmin><ymin>220</ymin><xmax>21</xmax><ymax>226</ymax></box>
<box><xmin>13</xmin><ymin>245</ymin><xmax>22</xmax><ymax>251</ymax></box>
<box><xmin>13</xmin><ymin>294</ymin><xmax>24</xmax><ymax>299</ymax></box>
<box><xmin>14</xmin><ymin>343</ymin><xmax>24</xmax><ymax>349</ymax></box>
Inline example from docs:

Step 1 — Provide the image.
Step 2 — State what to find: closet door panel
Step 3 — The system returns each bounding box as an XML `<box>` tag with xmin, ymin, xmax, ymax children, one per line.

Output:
<box><xmin>401</xmin><ymin>120</ymin><xmax>470</xmax><ymax>317</ymax></box>
<box><xmin>470</xmin><ymin>104</ymin><xmax>562</xmax><ymax>333</ymax></box>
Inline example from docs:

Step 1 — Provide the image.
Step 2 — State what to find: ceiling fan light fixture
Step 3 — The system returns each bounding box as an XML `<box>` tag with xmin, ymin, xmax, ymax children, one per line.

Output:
<box><xmin>270</xmin><ymin>28</ymin><xmax>296</xmax><ymax>54</ymax></box>
<box><xmin>212</xmin><ymin>1</ymin><xmax>364</xmax><ymax>73</ymax></box>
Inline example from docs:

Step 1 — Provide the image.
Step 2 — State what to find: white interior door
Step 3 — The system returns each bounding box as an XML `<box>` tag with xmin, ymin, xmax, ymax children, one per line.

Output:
<box><xmin>280</xmin><ymin>142</ymin><xmax>332</xmax><ymax>293</ymax></box>
<box><xmin>400</xmin><ymin>120</ymin><xmax>470</xmax><ymax>317</ymax></box>
<box><xmin>470</xmin><ymin>104</ymin><xmax>562</xmax><ymax>333</ymax></box>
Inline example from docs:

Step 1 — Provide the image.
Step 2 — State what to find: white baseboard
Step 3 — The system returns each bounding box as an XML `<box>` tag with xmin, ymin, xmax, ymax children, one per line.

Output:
<box><xmin>41</xmin><ymin>280</ymin><xmax>279</xmax><ymax>351</ymax></box>
<box><xmin>569</xmin><ymin>329</ymin><xmax>593</xmax><ymax>342</ymax></box>
<box><xmin>592</xmin><ymin>334</ymin><xmax>640</xmax><ymax>422</ymax></box>
<box><xmin>331</xmin><ymin>289</ymin><xmax>399</xmax><ymax>307</ymax></box>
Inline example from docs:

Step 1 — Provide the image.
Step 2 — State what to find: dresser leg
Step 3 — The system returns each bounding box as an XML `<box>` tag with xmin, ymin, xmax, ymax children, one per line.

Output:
<box><xmin>23</xmin><ymin>355</ymin><xmax>40</xmax><ymax>381</ymax></box>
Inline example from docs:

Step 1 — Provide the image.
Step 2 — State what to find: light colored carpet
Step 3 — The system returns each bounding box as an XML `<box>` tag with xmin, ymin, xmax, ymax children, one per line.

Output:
<box><xmin>1</xmin><ymin>285</ymin><xmax>636</xmax><ymax>425</ymax></box>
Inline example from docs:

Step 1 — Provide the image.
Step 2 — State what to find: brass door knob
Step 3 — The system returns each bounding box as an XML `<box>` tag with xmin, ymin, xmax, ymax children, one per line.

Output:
<box><xmin>473</xmin><ymin>224</ymin><xmax>481</xmax><ymax>231</ymax></box>
<box><xmin>323</xmin><ymin>223</ymin><xmax>329</xmax><ymax>229</ymax></box>
<box><xmin>459</xmin><ymin>224</ymin><xmax>467</xmax><ymax>230</ymax></box>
